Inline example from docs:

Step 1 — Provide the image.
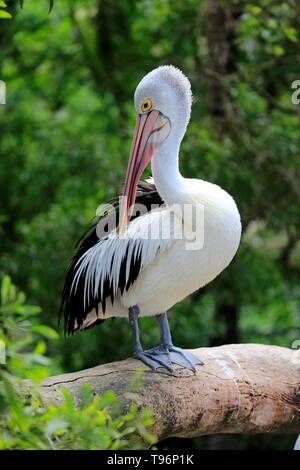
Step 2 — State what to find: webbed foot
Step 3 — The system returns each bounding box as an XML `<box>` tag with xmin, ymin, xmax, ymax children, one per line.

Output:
<box><xmin>135</xmin><ymin>346</ymin><xmax>173</xmax><ymax>371</ymax></box>
<box><xmin>135</xmin><ymin>345</ymin><xmax>202</xmax><ymax>372</ymax></box>
<box><xmin>168</xmin><ymin>345</ymin><xmax>203</xmax><ymax>371</ymax></box>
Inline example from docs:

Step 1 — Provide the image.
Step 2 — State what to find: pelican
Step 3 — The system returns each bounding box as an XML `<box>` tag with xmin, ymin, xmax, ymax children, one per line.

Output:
<box><xmin>60</xmin><ymin>65</ymin><xmax>241</xmax><ymax>371</ymax></box>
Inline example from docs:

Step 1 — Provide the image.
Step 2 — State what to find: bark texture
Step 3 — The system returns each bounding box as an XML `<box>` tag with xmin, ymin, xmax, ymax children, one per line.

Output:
<box><xmin>37</xmin><ymin>344</ymin><xmax>300</xmax><ymax>441</ymax></box>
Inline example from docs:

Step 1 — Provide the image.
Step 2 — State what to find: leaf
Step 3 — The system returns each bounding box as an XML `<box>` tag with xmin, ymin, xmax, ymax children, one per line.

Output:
<box><xmin>1</xmin><ymin>275</ymin><xmax>12</xmax><ymax>305</ymax></box>
<box><xmin>272</xmin><ymin>45</ymin><xmax>285</xmax><ymax>57</ymax></box>
<box><xmin>0</xmin><ymin>9</ymin><xmax>11</xmax><ymax>19</ymax></box>
<box><xmin>30</xmin><ymin>324</ymin><xmax>59</xmax><ymax>340</ymax></box>
<box><xmin>15</xmin><ymin>305</ymin><xmax>41</xmax><ymax>316</ymax></box>
<box><xmin>80</xmin><ymin>383</ymin><xmax>93</xmax><ymax>408</ymax></box>
<box><xmin>60</xmin><ymin>388</ymin><xmax>75</xmax><ymax>414</ymax></box>
<box><xmin>23</xmin><ymin>353</ymin><xmax>50</xmax><ymax>366</ymax></box>
<box><xmin>49</xmin><ymin>0</ymin><xmax>54</xmax><ymax>13</ymax></box>
<box><xmin>246</xmin><ymin>5</ymin><xmax>262</xmax><ymax>15</ymax></box>
<box><xmin>34</xmin><ymin>341</ymin><xmax>47</xmax><ymax>355</ymax></box>
<box><xmin>46</xmin><ymin>419</ymin><xmax>68</xmax><ymax>436</ymax></box>
<box><xmin>101</xmin><ymin>390</ymin><xmax>117</xmax><ymax>405</ymax></box>
<box><xmin>283</xmin><ymin>27</ymin><xmax>298</xmax><ymax>43</ymax></box>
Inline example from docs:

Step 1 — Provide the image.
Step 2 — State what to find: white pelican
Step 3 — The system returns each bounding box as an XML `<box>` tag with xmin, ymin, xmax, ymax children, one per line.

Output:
<box><xmin>60</xmin><ymin>65</ymin><xmax>241</xmax><ymax>371</ymax></box>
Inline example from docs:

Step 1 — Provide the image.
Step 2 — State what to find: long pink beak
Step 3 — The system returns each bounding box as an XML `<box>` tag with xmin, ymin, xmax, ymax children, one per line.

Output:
<box><xmin>118</xmin><ymin>110</ymin><xmax>160</xmax><ymax>235</ymax></box>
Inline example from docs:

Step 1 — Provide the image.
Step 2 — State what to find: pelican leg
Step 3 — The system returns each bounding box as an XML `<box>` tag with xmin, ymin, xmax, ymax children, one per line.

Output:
<box><xmin>156</xmin><ymin>313</ymin><xmax>203</xmax><ymax>371</ymax></box>
<box><xmin>128</xmin><ymin>306</ymin><xmax>143</xmax><ymax>353</ymax></box>
<box><xmin>128</xmin><ymin>306</ymin><xmax>172</xmax><ymax>371</ymax></box>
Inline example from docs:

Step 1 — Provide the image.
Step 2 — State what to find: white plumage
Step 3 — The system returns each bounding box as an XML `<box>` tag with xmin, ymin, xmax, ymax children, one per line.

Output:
<box><xmin>61</xmin><ymin>65</ymin><xmax>241</xmax><ymax>370</ymax></box>
<box><xmin>74</xmin><ymin>178</ymin><xmax>240</xmax><ymax>322</ymax></box>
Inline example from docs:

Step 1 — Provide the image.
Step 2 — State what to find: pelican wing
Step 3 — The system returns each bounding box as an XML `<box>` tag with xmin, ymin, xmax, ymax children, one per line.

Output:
<box><xmin>60</xmin><ymin>181</ymin><xmax>166</xmax><ymax>334</ymax></box>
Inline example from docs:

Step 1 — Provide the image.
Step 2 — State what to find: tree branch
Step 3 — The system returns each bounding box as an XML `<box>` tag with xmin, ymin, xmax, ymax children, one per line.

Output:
<box><xmin>37</xmin><ymin>344</ymin><xmax>300</xmax><ymax>442</ymax></box>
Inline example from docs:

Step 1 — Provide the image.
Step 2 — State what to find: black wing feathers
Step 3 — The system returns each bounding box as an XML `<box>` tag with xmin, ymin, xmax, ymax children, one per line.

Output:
<box><xmin>60</xmin><ymin>181</ymin><xmax>163</xmax><ymax>334</ymax></box>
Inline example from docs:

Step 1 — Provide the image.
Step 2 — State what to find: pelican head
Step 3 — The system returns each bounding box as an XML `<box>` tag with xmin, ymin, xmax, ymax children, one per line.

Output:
<box><xmin>119</xmin><ymin>65</ymin><xmax>192</xmax><ymax>234</ymax></box>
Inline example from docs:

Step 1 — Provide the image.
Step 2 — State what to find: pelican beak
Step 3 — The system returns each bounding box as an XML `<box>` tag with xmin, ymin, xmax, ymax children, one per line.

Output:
<box><xmin>118</xmin><ymin>110</ymin><xmax>170</xmax><ymax>235</ymax></box>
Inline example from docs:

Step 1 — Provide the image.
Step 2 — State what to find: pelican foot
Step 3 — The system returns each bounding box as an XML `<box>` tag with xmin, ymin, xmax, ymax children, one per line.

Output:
<box><xmin>168</xmin><ymin>346</ymin><xmax>203</xmax><ymax>371</ymax></box>
<box><xmin>135</xmin><ymin>345</ymin><xmax>202</xmax><ymax>372</ymax></box>
<box><xmin>135</xmin><ymin>347</ymin><xmax>173</xmax><ymax>372</ymax></box>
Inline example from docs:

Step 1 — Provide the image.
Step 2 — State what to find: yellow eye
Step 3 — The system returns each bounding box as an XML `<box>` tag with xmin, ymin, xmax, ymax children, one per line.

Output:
<box><xmin>141</xmin><ymin>98</ymin><xmax>152</xmax><ymax>113</ymax></box>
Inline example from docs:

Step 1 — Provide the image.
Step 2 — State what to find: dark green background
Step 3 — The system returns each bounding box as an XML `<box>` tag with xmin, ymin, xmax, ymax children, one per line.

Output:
<box><xmin>0</xmin><ymin>0</ymin><xmax>299</xmax><ymax>449</ymax></box>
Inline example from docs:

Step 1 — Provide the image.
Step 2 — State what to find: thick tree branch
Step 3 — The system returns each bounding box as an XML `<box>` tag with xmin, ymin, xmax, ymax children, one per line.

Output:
<box><xmin>38</xmin><ymin>344</ymin><xmax>300</xmax><ymax>441</ymax></box>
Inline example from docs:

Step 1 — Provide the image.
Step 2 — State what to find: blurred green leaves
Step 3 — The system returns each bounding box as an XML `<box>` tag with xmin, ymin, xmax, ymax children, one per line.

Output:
<box><xmin>0</xmin><ymin>0</ymin><xmax>55</xmax><ymax>19</ymax></box>
<box><xmin>0</xmin><ymin>274</ymin><xmax>57</xmax><ymax>381</ymax></box>
<box><xmin>0</xmin><ymin>275</ymin><xmax>155</xmax><ymax>449</ymax></box>
<box><xmin>0</xmin><ymin>1</ymin><xmax>11</xmax><ymax>19</ymax></box>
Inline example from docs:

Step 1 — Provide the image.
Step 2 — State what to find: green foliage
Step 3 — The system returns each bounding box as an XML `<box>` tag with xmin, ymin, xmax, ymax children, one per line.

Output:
<box><xmin>0</xmin><ymin>274</ymin><xmax>57</xmax><ymax>381</ymax></box>
<box><xmin>0</xmin><ymin>276</ymin><xmax>155</xmax><ymax>449</ymax></box>
<box><xmin>0</xmin><ymin>1</ymin><xmax>54</xmax><ymax>18</ymax></box>
<box><xmin>0</xmin><ymin>1</ymin><xmax>11</xmax><ymax>18</ymax></box>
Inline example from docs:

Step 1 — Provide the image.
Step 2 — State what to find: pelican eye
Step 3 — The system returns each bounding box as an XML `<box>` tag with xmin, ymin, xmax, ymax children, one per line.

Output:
<box><xmin>141</xmin><ymin>98</ymin><xmax>152</xmax><ymax>113</ymax></box>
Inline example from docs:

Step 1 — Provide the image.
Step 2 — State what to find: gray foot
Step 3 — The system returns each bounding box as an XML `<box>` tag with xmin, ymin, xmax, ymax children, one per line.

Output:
<box><xmin>168</xmin><ymin>346</ymin><xmax>203</xmax><ymax>371</ymax></box>
<box><xmin>135</xmin><ymin>345</ymin><xmax>202</xmax><ymax>372</ymax></box>
<box><xmin>135</xmin><ymin>347</ymin><xmax>173</xmax><ymax>372</ymax></box>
